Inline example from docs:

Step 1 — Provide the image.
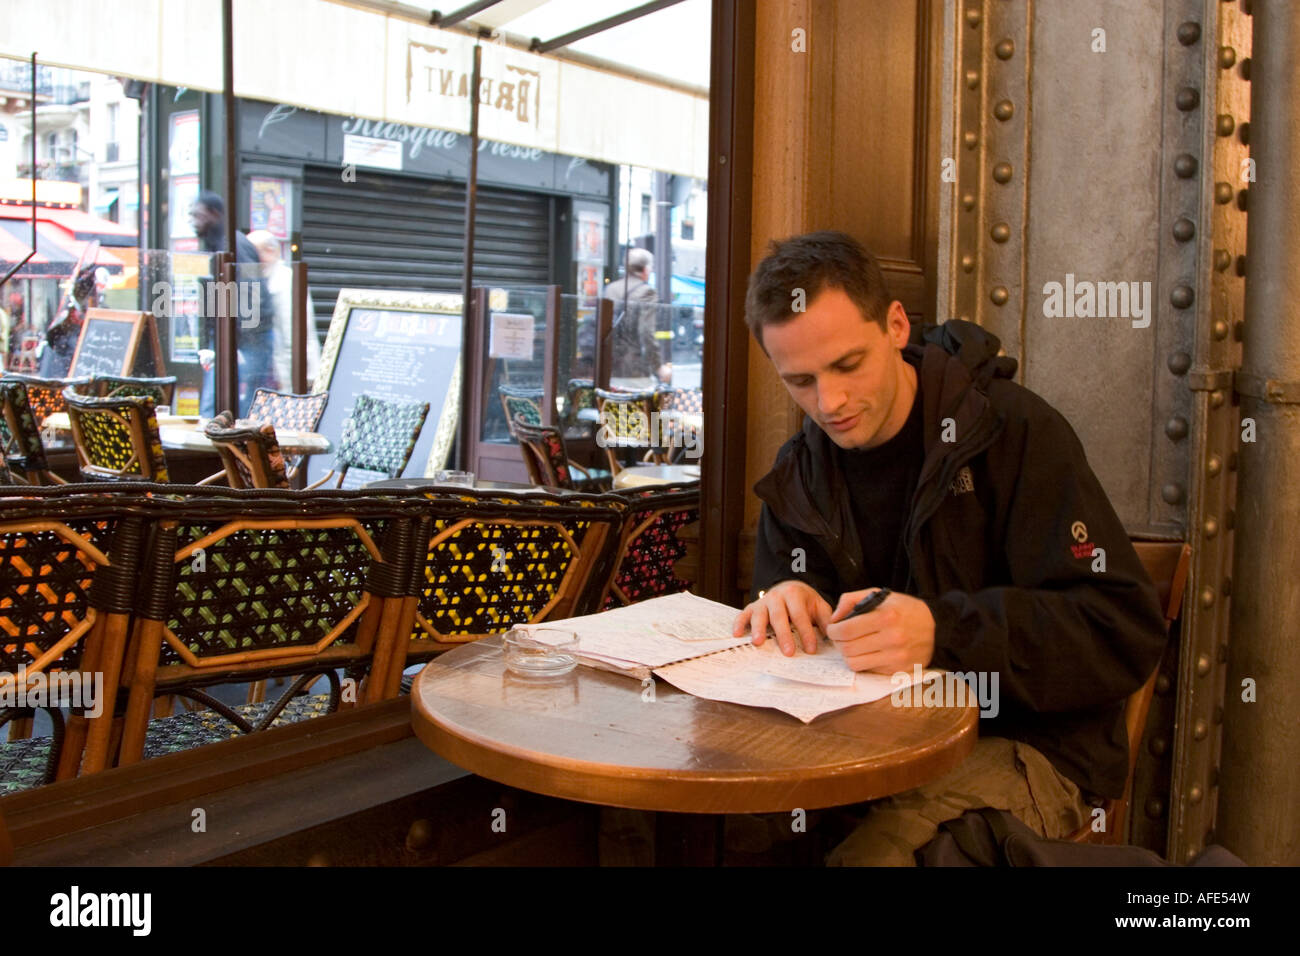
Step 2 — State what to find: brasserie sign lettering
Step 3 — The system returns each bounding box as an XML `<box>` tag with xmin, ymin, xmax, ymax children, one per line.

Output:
<box><xmin>406</xmin><ymin>40</ymin><xmax>544</xmax><ymax>131</ymax></box>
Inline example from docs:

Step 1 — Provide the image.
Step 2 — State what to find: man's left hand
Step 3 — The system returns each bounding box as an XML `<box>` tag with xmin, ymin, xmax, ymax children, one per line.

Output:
<box><xmin>826</xmin><ymin>590</ymin><xmax>936</xmax><ymax>674</ymax></box>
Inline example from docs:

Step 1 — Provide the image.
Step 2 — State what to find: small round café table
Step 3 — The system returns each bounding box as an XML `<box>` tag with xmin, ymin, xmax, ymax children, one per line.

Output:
<box><xmin>411</xmin><ymin>637</ymin><xmax>978</xmax><ymax>865</ymax></box>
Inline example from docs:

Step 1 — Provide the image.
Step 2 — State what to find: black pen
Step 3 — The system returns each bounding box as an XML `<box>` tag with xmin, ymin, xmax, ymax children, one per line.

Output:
<box><xmin>843</xmin><ymin>587</ymin><xmax>892</xmax><ymax>620</ymax></box>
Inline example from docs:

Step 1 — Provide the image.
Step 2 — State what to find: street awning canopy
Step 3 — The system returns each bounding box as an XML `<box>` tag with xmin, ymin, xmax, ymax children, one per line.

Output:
<box><xmin>1</xmin><ymin>0</ymin><xmax>710</xmax><ymax>178</ymax></box>
<box><xmin>0</xmin><ymin>209</ymin><xmax>129</xmax><ymax>277</ymax></box>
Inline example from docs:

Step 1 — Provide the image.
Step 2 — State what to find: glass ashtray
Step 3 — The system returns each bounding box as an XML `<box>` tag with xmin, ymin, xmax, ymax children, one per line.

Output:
<box><xmin>502</xmin><ymin>627</ymin><xmax>579</xmax><ymax>677</ymax></box>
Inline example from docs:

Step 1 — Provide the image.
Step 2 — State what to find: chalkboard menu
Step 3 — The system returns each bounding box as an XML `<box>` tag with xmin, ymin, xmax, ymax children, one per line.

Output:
<box><xmin>69</xmin><ymin>309</ymin><xmax>163</xmax><ymax>379</ymax></box>
<box><xmin>308</xmin><ymin>289</ymin><xmax>466</xmax><ymax>488</ymax></box>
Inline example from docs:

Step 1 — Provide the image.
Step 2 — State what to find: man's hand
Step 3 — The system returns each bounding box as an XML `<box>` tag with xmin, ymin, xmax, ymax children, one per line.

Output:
<box><xmin>826</xmin><ymin>589</ymin><xmax>936</xmax><ymax>674</ymax></box>
<box><xmin>732</xmin><ymin>580</ymin><xmax>832</xmax><ymax>656</ymax></box>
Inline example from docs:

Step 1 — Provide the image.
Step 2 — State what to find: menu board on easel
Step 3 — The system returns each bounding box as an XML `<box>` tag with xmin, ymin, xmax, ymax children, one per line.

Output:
<box><xmin>69</xmin><ymin>309</ymin><xmax>164</xmax><ymax>378</ymax></box>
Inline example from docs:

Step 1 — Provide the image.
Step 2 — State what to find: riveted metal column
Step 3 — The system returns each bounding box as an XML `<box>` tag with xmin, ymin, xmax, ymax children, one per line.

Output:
<box><xmin>944</xmin><ymin>0</ymin><xmax>1031</xmax><ymax>367</ymax></box>
<box><xmin>1218</xmin><ymin>0</ymin><xmax>1300</xmax><ymax>866</ymax></box>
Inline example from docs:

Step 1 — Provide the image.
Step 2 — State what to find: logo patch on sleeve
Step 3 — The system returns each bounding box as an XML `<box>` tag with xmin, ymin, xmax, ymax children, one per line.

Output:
<box><xmin>1070</xmin><ymin>520</ymin><xmax>1095</xmax><ymax>558</ymax></box>
<box><xmin>949</xmin><ymin>466</ymin><xmax>975</xmax><ymax>496</ymax></box>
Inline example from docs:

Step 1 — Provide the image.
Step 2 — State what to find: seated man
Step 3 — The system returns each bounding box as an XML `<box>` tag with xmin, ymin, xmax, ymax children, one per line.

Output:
<box><xmin>733</xmin><ymin>230</ymin><xmax>1168</xmax><ymax>865</ymax></box>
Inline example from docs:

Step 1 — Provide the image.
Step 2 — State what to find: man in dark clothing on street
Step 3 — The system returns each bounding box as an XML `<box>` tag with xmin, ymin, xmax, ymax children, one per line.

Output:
<box><xmin>732</xmin><ymin>231</ymin><xmax>1168</xmax><ymax>865</ymax></box>
<box><xmin>190</xmin><ymin>191</ymin><xmax>276</xmax><ymax>415</ymax></box>
<box><xmin>603</xmin><ymin>248</ymin><xmax>670</xmax><ymax>388</ymax></box>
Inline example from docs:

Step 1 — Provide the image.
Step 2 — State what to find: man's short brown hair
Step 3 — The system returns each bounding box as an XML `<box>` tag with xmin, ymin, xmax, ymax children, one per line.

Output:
<box><xmin>744</xmin><ymin>231</ymin><xmax>893</xmax><ymax>347</ymax></box>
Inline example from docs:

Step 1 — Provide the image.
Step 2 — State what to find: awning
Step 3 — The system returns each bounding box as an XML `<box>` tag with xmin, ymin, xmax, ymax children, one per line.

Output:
<box><xmin>0</xmin><ymin>216</ymin><xmax>126</xmax><ymax>277</ymax></box>
<box><xmin>9</xmin><ymin>205</ymin><xmax>137</xmax><ymax>246</ymax></box>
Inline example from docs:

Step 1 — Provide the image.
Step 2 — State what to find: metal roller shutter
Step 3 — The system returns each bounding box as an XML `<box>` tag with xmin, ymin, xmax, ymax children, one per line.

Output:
<box><xmin>300</xmin><ymin>165</ymin><xmax>552</xmax><ymax>334</ymax></box>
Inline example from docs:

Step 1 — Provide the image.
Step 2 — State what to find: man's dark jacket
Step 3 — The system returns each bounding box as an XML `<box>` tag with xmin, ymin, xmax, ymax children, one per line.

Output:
<box><xmin>750</xmin><ymin>320</ymin><xmax>1168</xmax><ymax>800</ymax></box>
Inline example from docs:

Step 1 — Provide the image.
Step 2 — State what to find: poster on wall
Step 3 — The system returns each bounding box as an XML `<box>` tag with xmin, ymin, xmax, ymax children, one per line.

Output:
<box><xmin>249</xmin><ymin>177</ymin><xmax>291</xmax><ymax>249</ymax></box>
<box><xmin>169</xmin><ymin>110</ymin><xmax>201</xmax><ymax>253</ymax></box>
<box><xmin>575</xmin><ymin>210</ymin><xmax>605</xmax><ymax>264</ymax></box>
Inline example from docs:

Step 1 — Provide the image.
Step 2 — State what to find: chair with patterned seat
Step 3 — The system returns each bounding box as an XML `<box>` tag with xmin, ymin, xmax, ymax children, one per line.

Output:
<box><xmin>0</xmin><ymin>494</ymin><xmax>146</xmax><ymax>790</ymax></box>
<box><xmin>63</xmin><ymin>390</ymin><xmax>170</xmax><ymax>483</ymax></box>
<box><xmin>2</xmin><ymin>373</ymin><xmax>91</xmax><ymax>429</ymax></box>
<box><xmin>203</xmin><ymin>411</ymin><xmax>290</xmax><ymax>489</ymax></box>
<box><xmin>594</xmin><ymin>387</ymin><xmax>667</xmax><ymax>476</ymax></box>
<box><xmin>89</xmin><ymin>375</ymin><xmax>177</xmax><ymax>408</ymax></box>
<box><xmin>514</xmin><ymin>416</ymin><xmax>610</xmax><ymax>492</ymax></box>
<box><xmin>379</xmin><ymin>489</ymin><xmax>625</xmax><ymax>695</ymax></box>
<box><xmin>498</xmin><ymin>384</ymin><xmax>544</xmax><ymax>439</ymax></box>
<box><xmin>561</xmin><ymin>378</ymin><xmax>599</xmax><ymax>441</ymax></box>
<box><xmin>0</xmin><ymin>379</ymin><xmax>65</xmax><ymax>484</ymax></box>
<box><xmin>115</xmin><ymin>490</ymin><xmax>418</xmax><ymax>766</ymax></box>
<box><xmin>308</xmin><ymin>393</ymin><xmax>429</xmax><ymax>489</ymax></box>
<box><xmin>245</xmin><ymin>387</ymin><xmax>329</xmax><ymax>482</ymax></box>
<box><xmin>654</xmin><ymin>386</ymin><xmax>705</xmax><ymax>465</ymax></box>
<box><xmin>599</xmin><ymin>483</ymin><xmax>701</xmax><ymax>609</ymax></box>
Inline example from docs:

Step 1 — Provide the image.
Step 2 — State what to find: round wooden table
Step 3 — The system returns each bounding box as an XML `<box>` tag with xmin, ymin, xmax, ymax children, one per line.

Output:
<box><xmin>411</xmin><ymin>637</ymin><xmax>979</xmax><ymax>815</ymax></box>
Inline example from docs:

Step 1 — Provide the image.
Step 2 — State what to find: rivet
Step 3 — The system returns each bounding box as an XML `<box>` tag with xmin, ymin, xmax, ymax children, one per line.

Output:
<box><xmin>1165</xmin><ymin>416</ymin><xmax>1189</xmax><ymax>441</ymax></box>
<box><xmin>1185</xmin><ymin>847</ymin><xmax>1199</xmax><ymax>863</ymax></box>
<box><xmin>1156</xmin><ymin>674</ymin><xmax>1172</xmax><ymax>695</ymax></box>
<box><xmin>990</xmin><ymin>286</ymin><xmax>1009</xmax><ymax>306</ymax></box>
<box><xmin>1237</xmin><ymin>189</ymin><xmax>1248</xmax><ymax>212</ymax></box>
<box><xmin>1210</xmin><ymin>389</ymin><xmax>1224</xmax><ymax>408</ymax></box>
<box><xmin>993</xmin><ymin>99</ymin><xmax>1014</xmax><ymax>121</ymax></box>
<box><xmin>1189</xmin><ymin>785</ymin><xmax>1203</xmax><ymax>804</ymax></box>
<box><xmin>965</xmin><ymin>6</ymin><xmax>982</xmax><ymax>27</ymax></box>
<box><xmin>1161</xmin><ymin>483</ymin><xmax>1185</xmax><ymax>505</ymax></box>
<box><xmin>1239</xmin><ymin>57</ymin><xmax>1251</xmax><ymax>81</ymax></box>
<box><xmin>1213</xmin><ymin>249</ymin><xmax>1231</xmax><ymax>270</ymax></box>
<box><xmin>1236</xmin><ymin>255</ymin><xmax>1247</xmax><ymax>277</ymax></box>
<box><xmin>1175</xmin><ymin>87</ymin><xmax>1200</xmax><ymax>111</ymax></box>
<box><xmin>1193</xmin><ymin>719</ymin><xmax>1208</xmax><ymax>739</ymax></box>
<box><xmin>1228</xmin><ymin>451</ymin><xmax>1237</xmax><ymax>471</ymax></box>
<box><xmin>1176</xmin><ymin>22</ymin><xmax>1201</xmax><ymax>45</ymax></box>
<box><xmin>1168</xmin><ymin>351</ymin><xmax>1192</xmax><ymax>375</ymax></box>
<box><xmin>1172</xmin><ymin>217</ymin><xmax>1195</xmax><ymax>242</ymax></box>
<box><xmin>1173</xmin><ymin>154</ymin><xmax>1198</xmax><ymax>178</ymax></box>
<box><xmin>992</xmin><ymin>162</ymin><xmax>1013</xmax><ymax>183</ymax></box>
<box><xmin>995</xmin><ymin>38</ymin><xmax>1015</xmax><ymax>60</ymax></box>
<box><xmin>1199</xmin><ymin>587</ymin><xmax>1215</xmax><ymax>609</ymax></box>
<box><xmin>961</xmin><ymin>254</ymin><xmax>975</xmax><ymax>272</ymax></box>
<box><xmin>1203</xmin><ymin>517</ymin><xmax>1218</xmax><ymax>538</ymax></box>
<box><xmin>405</xmin><ymin>818</ymin><xmax>434</xmax><ymax>851</ymax></box>
<box><xmin>964</xmin><ymin>130</ymin><xmax>978</xmax><ymax>149</ymax></box>
<box><xmin>1196</xmin><ymin>655</ymin><xmax>1212</xmax><ymax>676</ymax></box>
<box><xmin>965</xmin><ymin>70</ymin><xmax>980</xmax><ymax>89</ymax></box>
<box><xmin>1212</xmin><ymin>320</ymin><xmax>1229</xmax><ymax>340</ymax></box>
<box><xmin>1214</xmin><ymin>182</ymin><xmax>1233</xmax><ymax>204</ymax></box>
<box><xmin>1216</xmin><ymin>114</ymin><xmax>1235</xmax><ymax>136</ymax></box>
<box><xmin>1218</xmin><ymin>46</ymin><xmax>1237</xmax><ymax>68</ymax></box>
<box><xmin>1207</xmin><ymin>454</ymin><xmax>1222</xmax><ymax>476</ymax></box>
<box><xmin>1171</xmin><ymin>285</ymin><xmax>1194</xmax><ymax>308</ymax></box>
<box><xmin>1238</xmin><ymin>121</ymin><xmax>1250</xmax><ymax>145</ymax></box>
<box><xmin>991</xmin><ymin>222</ymin><xmax>1011</xmax><ymax>243</ymax></box>
<box><xmin>962</xmin><ymin>193</ymin><xmax>976</xmax><ymax>210</ymax></box>
<box><xmin>1150</xmin><ymin>737</ymin><xmax>1168</xmax><ymax>757</ymax></box>
<box><xmin>1146</xmin><ymin>798</ymin><xmax>1165</xmax><ymax>819</ymax></box>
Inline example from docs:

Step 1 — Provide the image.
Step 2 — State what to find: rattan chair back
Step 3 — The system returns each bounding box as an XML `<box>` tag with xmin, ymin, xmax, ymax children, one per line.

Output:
<box><xmin>600</xmin><ymin>484</ymin><xmax>700</xmax><ymax>608</ymax></box>
<box><xmin>63</xmin><ymin>390</ymin><xmax>169</xmax><ymax>482</ymax></box>
<box><xmin>246</xmin><ymin>388</ymin><xmax>329</xmax><ymax>479</ymax></box>
<box><xmin>498</xmin><ymin>384</ymin><xmax>543</xmax><ymax>438</ymax></box>
<box><xmin>2</xmin><ymin>373</ymin><xmax>91</xmax><ymax>427</ymax></box>
<box><xmin>203</xmin><ymin>411</ymin><xmax>290</xmax><ymax>489</ymax></box>
<box><xmin>0</xmin><ymin>379</ymin><xmax>63</xmax><ymax>484</ymax></box>
<box><xmin>513</xmin><ymin>417</ymin><xmax>575</xmax><ymax>490</ymax></box>
<box><xmin>91</xmin><ymin>375</ymin><xmax>177</xmax><ymax>407</ymax></box>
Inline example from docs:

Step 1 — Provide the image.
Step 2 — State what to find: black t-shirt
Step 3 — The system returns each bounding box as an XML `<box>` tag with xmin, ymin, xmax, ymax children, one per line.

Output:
<box><xmin>836</xmin><ymin>370</ymin><xmax>925</xmax><ymax>592</ymax></box>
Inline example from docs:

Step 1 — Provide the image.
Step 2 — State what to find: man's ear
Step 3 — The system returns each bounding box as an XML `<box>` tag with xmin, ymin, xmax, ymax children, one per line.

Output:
<box><xmin>886</xmin><ymin>300</ymin><xmax>911</xmax><ymax>349</ymax></box>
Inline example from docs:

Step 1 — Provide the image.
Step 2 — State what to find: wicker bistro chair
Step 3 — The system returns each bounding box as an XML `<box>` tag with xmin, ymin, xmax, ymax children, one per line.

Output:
<box><xmin>378</xmin><ymin>488</ymin><xmax>625</xmax><ymax>696</ymax></box>
<box><xmin>246</xmin><ymin>387</ymin><xmax>329</xmax><ymax>481</ymax></box>
<box><xmin>115</xmin><ymin>490</ymin><xmax>420</xmax><ymax>766</ymax></box>
<box><xmin>0</xmin><ymin>379</ymin><xmax>65</xmax><ymax>484</ymax></box>
<box><xmin>562</xmin><ymin>378</ymin><xmax>598</xmax><ymax>440</ymax></box>
<box><xmin>498</xmin><ymin>384</ymin><xmax>543</xmax><ymax>438</ymax></box>
<box><xmin>203</xmin><ymin>411</ymin><xmax>290</xmax><ymax>489</ymax></box>
<box><xmin>0</xmin><ymin>492</ymin><xmax>147</xmax><ymax>791</ymax></box>
<box><xmin>89</xmin><ymin>375</ymin><xmax>177</xmax><ymax>407</ymax></box>
<box><xmin>63</xmin><ymin>390</ymin><xmax>170</xmax><ymax>483</ymax></box>
<box><xmin>593</xmin><ymin>387</ymin><xmax>668</xmax><ymax>476</ymax></box>
<box><xmin>513</xmin><ymin>417</ymin><xmax>611</xmax><ymax>492</ymax></box>
<box><xmin>1</xmin><ymin>373</ymin><xmax>91</xmax><ymax>429</ymax></box>
<box><xmin>654</xmin><ymin>387</ymin><xmax>705</xmax><ymax>466</ymax></box>
<box><xmin>308</xmin><ymin>393</ymin><xmax>429</xmax><ymax>489</ymax></box>
<box><xmin>599</xmin><ymin>483</ymin><xmax>701</xmax><ymax>609</ymax></box>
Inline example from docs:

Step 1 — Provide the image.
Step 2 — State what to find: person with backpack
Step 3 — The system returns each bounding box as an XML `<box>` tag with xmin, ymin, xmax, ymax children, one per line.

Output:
<box><xmin>604</xmin><ymin>248</ymin><xmax>671</xmax><ymax>389</ymax></box>
<box><xmin>732</xmin><ymin>231</ymin><xmax>1168</xmax><ymax>865</ymax></box>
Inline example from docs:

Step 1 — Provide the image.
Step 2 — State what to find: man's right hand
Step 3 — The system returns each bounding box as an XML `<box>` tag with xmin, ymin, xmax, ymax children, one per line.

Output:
<box><xmin>732</xmin><ymin>580</ymin><xmax>833</xmax><ymax>656</ymax></box>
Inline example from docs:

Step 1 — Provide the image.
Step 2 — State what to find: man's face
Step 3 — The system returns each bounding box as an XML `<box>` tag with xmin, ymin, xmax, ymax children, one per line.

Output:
<box><xmin>762</xmin><ymin>287</ymin><xmax>914</xmax><ymax>450</ymax></box>
<box><xmin>188</xmin><ymin>201</ymin><xmax>219</xmax><ymax>237</ymax></box>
